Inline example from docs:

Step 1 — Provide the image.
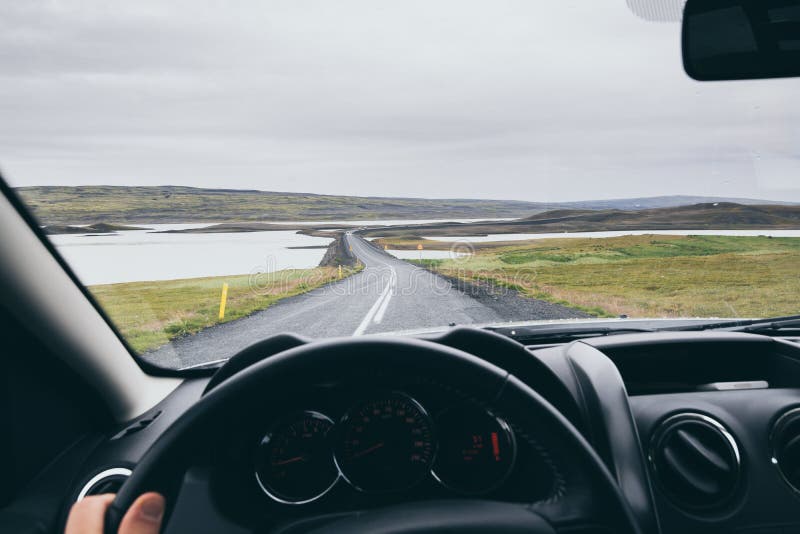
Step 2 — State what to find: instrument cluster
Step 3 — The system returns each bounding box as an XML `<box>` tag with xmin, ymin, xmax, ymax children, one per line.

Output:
<box><xmin>253</xmin><ymin>391</ymin><xmax>517</xmax><ymax>505</ymax></box>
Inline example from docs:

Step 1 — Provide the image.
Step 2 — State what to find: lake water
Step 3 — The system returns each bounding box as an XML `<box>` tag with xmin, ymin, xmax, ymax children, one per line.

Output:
<box><xmin>50</xmin><ymin>224</ymin><xmax>333</xmax><ymax>286</ymax></box>
<box><xmin>289</xmin><ymin>218</ymin><xmax>515</xmax><ymax>226</ymax></box>
<box><xmin>423</xmin><ymin>229</ymin><xmax>800</xmax><ymax>243</ymax></box>
<box><xmin>50</xmin><ymin>224</ymin><xmax>800</xmax><ymax>286</ymax></box>
<box><xmin>49</xmin><ymin>219</ymin><xmax>510</xmax><ymax>285</ymax></box>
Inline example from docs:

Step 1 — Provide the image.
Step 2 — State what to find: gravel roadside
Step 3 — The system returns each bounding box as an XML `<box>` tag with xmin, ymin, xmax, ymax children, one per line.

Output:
<box><xmin>424</xmin><ymin>269</ymin><xmax>593</xmax><ymax>322</ymax></box>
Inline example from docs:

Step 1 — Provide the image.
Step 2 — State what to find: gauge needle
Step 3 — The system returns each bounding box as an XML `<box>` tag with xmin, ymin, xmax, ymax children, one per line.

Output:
<box><xmin>272</xmin><ymin>455</ymin><xmax>305</xmax><ymax>466</ymax></box>
<box><xmin>352</xmin><ymin>442</ymin><xmax>385</xmax><ymax>459</ymax></box>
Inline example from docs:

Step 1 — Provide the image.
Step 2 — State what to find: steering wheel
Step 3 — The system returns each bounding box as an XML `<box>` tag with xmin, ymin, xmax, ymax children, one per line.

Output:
<box><xmin>105</xmin><ymin>337</ymin><xmax>642</xmax><ymax>533</ymax></box>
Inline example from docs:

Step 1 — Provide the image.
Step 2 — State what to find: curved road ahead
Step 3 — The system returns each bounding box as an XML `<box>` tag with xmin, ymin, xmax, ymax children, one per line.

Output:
<box><xmin>145</xmin><ymin>233</ymin><xmax>584</xmax><ymax>369</ymax></box>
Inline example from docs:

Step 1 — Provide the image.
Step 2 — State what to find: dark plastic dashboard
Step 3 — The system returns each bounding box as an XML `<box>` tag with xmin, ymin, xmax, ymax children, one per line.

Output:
<box><xmin>588</xmin><ymin>332</ymin><xmax>800</xmax><ymax>533</ymax></box>
<box><xmin>211</xmin><ymin>381</ymin><xmax>555</xmax><ymax>530</ymax></box>
<box><xmin>61</xmin><ymin>328</ymin><xmax>800</xmax><ymax>533</ymax></box>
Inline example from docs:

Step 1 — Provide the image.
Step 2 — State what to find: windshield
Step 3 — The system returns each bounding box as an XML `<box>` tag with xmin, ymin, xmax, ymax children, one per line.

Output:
<box><xmin>3</xmin><ymin>1</ymin><xmax>800</xmax><ymax>370</ymax></box>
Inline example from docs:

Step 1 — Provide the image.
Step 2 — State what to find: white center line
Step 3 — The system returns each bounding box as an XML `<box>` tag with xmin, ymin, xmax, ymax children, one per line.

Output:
<box><xmin>373</xmin><ymin>268</ymin><xmax>396</xmax><ymax>324</ymax></box>
<box><xmin>350</xmin><ymin>235</ymin><xmax>399</xmax><ymax>336</ymax></box>
<box><xmin>353</xmin><ymin>267</ymin><xmax>395</xmax><ymax>336</ymax></box>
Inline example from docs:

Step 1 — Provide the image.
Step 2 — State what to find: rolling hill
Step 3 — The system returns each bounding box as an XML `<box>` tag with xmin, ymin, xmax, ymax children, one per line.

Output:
<box><xmin>14</xmin><ymin>186</ymin><xmax>542</xmax><ymax>225</ymax></box>
<box><xmin>358</xmin><ymin>202</ymin><xmax>800</xmax><ymax>238</ymax></box>
<box><xmin>12</xmin><ymin>185</ymin><xmax>796</xmax><ymax>226</ymax></box>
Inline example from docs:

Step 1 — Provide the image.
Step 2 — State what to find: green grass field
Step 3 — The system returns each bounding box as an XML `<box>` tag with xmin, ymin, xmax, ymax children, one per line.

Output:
<box><xmin>386</xmin><ymin>234</ymin><xmax>800</xmax><ymax>319</ymax></box>
<box><xmin>89</xmin><ymin>266</ymin><xmax>359</xmax><ymax>353</ymax></box>
<box><xmin>87</xmin><ymin>235</ymin><xmax>800</xmax><ymax>354</ymax></box>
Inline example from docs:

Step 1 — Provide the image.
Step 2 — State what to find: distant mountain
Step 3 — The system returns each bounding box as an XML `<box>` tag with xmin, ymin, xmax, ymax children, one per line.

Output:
<box><xmin>15</xmin><ymin>186</ymin><xmax>542</xmax><ymax>225</ymax></box>
<box><xmin>360</xmin><ymin>202</ymin><xmax>800</xmax><ymax>238</ymax></box>
<box><xmin>557</xmin><ymin>195</ymin><xmax>795</xmax><ymax>211</ymax></box>
<box><xmin>12</xmin><ymin>185</ymin><xmax>797</xmax><ymax>225</ymax></box>
<box><xmin>522</xmin><ymin>202</ymin><xmax>800</xmax><ymax>228</ymax></box>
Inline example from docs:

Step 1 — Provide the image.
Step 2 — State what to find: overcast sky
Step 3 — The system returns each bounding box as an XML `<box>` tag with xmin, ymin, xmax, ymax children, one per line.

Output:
<box><xmin>1</xmin><ymin>0</ymin><xmax>799</xmax><ymax>202</ymax></box>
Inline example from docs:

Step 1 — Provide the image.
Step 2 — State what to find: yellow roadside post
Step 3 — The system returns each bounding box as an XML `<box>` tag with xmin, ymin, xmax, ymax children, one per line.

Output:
<box><xmin>417</xmin><ymin>243</ymin><xmax>423</xmax><ymax>261</ymax></box>
<box><xmin>218</xmin><ymin>283</ymin><xmax>229</xmax><ymax>320</ymax></box>
<box><xmin>338</xmin><ymin>265</ymin><xmax>343</xmax><ymax>279</ymax></box>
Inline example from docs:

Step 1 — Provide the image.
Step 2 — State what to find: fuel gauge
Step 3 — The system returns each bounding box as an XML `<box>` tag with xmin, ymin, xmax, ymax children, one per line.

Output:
<box><xmin>431</xmin><ymin>404</ymin><xmax>516</xmax><ymax>495</ymax></box>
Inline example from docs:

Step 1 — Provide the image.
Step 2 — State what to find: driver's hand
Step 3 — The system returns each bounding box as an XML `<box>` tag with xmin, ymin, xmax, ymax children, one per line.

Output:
<box><xmin>65</xmin><ymin>492</ymin><xmax>164</xmax><ymax>534</ymax></box>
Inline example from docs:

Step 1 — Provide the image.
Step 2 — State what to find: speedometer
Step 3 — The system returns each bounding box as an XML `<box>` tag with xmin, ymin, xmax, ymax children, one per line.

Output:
<box><xmin>254</xmin><ymin>411</ymin><xmax>338</xmax><ymax>504</ymax></box>
<box><xmin>334</xmin><ymin>393</ymin><xmax>435</xmax><ymax>493</ymax></box>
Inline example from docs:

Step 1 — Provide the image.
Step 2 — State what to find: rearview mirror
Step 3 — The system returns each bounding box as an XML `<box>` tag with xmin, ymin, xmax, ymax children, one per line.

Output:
<box><xmin>683</xmin><ymin>0</ymin><xmax>800</xmax><ymax>81</ymax></box>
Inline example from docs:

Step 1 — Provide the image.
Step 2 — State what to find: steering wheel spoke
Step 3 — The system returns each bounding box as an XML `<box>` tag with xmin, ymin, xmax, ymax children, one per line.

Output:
<box><xmin>293</xmin><ymin>500</ymin><xmax>556</xmax><ymax>533</ymax></box>
<box><xmin>161</xmin><ymin>467</ymin><xmax>250</xmax><ymax>534</ymax></box>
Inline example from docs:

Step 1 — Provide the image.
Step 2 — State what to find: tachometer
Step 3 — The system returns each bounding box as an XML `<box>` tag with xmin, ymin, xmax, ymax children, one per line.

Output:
<box><xmin>254</xmin><ymin>411</ymin><xmax>338</xmax><ymax>504</ymax></box>
<box><xmin>334</xmin><ymin>393</ymin><xmax>435</xmax><ymax>492</ymax></box>
<box><xmin>431</xmin><ymin>404</ymin><xmax>516</xmax><ymax>495</ymax></box>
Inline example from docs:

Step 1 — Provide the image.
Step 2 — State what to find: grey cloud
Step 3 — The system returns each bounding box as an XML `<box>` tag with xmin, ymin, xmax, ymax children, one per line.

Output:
<box><xmin>1</xmin><ymin>0</ymin><xmax>799</xmax><ymax>202</ymax></box>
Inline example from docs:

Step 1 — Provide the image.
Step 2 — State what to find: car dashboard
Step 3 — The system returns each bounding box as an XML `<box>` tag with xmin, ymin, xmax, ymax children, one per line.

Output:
<box><xmin>213</xmin><ymin>381</ymin><xmax>554</xmax><ymax>528</ymax></box>
<box><xmin>62</xmin><ymin>328</ymin><xmax>800</xmax><ymax>533</ymax></box>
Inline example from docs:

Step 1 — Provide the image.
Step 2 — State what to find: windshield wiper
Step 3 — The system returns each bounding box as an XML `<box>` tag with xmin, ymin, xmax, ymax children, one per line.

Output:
<box><xmin>177</xmin><ymin>357</ymin><xmax>230</xmax><ymax>372</ymax></box>
<box><xmin>718</xmin><ymin>316</ymin><xmax>800</xmax><ymax>334</ymax></box>
<box><xmin>666</xmin><ymin>314</ymin><xmax>800</xmax><ymax>334</ymax></box>
<box><xmin>486</xmin><ymin>324</ymin><xmax>655</xmax><ymax>344</ymax></box>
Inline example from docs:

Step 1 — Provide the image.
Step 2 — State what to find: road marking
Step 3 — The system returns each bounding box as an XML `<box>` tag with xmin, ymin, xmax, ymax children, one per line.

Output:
<box><xmin>373</xmin><ymin>269</ymin><xmax>396</xmax><ymax>324</ymax></box>
<box><xmin>350</xmin><ymin>235</ymin><xmax>399</xmax><ymax>336</ymax></box>
<box><xmin>353</xmin><ymin>267</ymin><xmax>395</xmax><ymax>336</ymax></box>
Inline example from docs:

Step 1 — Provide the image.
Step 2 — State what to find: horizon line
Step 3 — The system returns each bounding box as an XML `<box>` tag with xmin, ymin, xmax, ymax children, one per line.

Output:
<box><xmin>11</xmin><ymin>184</ymin><xmax>798</xmax><ymax>206</ymax></box>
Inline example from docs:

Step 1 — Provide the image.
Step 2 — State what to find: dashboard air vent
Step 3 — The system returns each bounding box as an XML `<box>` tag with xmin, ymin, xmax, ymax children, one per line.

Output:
<box><xmin>649</xmin><ymin>413</ymin><xmax>740</xmax><ymax>509</ymax></box>
<box><xmin>76</xmin><ymin>468</ymin><xmax>132</xmax><ymax>502</ymax></box>
<box><xmin>771</xmin><ymin>407</ymin><xmax>800</xmax><ymax>494</ymax></box>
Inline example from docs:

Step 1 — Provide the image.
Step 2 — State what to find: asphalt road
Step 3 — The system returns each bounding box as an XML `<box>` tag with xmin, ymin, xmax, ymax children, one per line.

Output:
<box><xmin>144</xmin><ymin>233</ymin><xmax>587</xmax><ymax>369</ymax></box>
